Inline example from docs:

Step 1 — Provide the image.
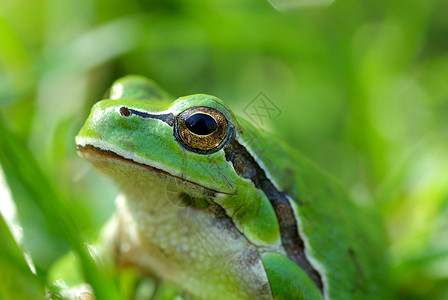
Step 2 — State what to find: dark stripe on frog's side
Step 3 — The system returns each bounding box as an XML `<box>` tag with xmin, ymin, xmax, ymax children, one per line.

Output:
<box><xmin>126</xmin><ymin>108</ymin><xmax>175</xmax><ymax>126</ymax></box>
<box><xmin>223</xmin><ymin>137</ymin><xmax>324</xmax><ymax>293</ymax></box>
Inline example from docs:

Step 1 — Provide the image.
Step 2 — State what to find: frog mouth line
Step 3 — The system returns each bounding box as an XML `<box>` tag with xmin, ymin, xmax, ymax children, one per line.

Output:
<box><xmin>77</xmin><ymin>144</ymin><xmax>233</xmax><ymax>196</ymax></box>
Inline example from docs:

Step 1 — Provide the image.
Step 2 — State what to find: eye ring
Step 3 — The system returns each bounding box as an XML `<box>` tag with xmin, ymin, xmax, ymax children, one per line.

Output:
<box><xmin>175</xmin><ymin>106</ymin><xmax>229</xmax><ymax>154</ymax></box>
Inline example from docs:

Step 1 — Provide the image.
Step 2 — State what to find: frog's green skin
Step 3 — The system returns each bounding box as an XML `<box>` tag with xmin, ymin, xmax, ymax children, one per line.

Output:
<box><xmin>76</xmin><ymin>75</ymin><xmax>390</xmax><ymax>300</ymax></box>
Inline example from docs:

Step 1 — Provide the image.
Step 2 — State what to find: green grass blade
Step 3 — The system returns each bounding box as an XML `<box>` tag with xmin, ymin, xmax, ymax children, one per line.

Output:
<box><xmin>0</xmin><ymin>118</ymin><xmax>122</xmax><ymax>300</ymax></box>
<box><xmin>0</xmin><ymin>212</ymin><xmax>45</xmax><ymax>300</ymax></box>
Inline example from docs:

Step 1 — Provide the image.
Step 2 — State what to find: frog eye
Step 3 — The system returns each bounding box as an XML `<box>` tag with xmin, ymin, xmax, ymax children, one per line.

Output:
<box><xmin>175</xmin><ymin>106</ymin><xmax>228</xmax><ymax>153</ymax></box>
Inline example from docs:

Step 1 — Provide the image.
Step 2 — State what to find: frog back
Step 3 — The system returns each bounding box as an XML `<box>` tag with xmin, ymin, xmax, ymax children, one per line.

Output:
<box><xmin>236</xmin><ymin>118</ymin><xmax>390</xmax><ymax>300</ymax></box>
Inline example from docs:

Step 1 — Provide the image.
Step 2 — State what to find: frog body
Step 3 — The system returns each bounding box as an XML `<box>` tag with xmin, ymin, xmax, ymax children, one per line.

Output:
<box><xmin>76</xmin><ymin>75</ymin><xmax>390</xmax><ymax>300</ymax></box>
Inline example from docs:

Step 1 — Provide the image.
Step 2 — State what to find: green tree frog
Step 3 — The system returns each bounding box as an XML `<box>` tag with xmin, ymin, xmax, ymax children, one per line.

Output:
<box><xmin>75</xmin><ymin>75</ymin><xmax>390</xmax><ymax>300</ymax></box>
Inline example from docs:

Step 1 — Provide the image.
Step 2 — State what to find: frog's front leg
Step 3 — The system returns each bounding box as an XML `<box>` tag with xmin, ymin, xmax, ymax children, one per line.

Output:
<box><xmin>98</xmin><ymin>195</ymin><xmax>193</xmax><ymax>300</ymax></box>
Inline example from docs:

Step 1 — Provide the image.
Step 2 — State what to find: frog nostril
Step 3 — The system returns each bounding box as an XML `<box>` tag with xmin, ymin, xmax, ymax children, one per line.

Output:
<box><xmin>120</xmin><ymin>107</ymin><xmax>131</xmax><ymax>117</ymax></box>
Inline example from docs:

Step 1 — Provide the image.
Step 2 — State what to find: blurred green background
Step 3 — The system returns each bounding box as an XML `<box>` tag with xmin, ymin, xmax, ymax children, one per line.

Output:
<box><xmin>1</xmin><ymin>0</ymin><xmax>447</xmax><ymax>299</ymax></box>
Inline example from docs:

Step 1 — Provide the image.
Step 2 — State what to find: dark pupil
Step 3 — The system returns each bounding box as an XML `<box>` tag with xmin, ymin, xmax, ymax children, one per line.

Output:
<box><xmin>185</xmin><ymin>113</ymin><xmax>217</xmax><ymax>135</ymax></box>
